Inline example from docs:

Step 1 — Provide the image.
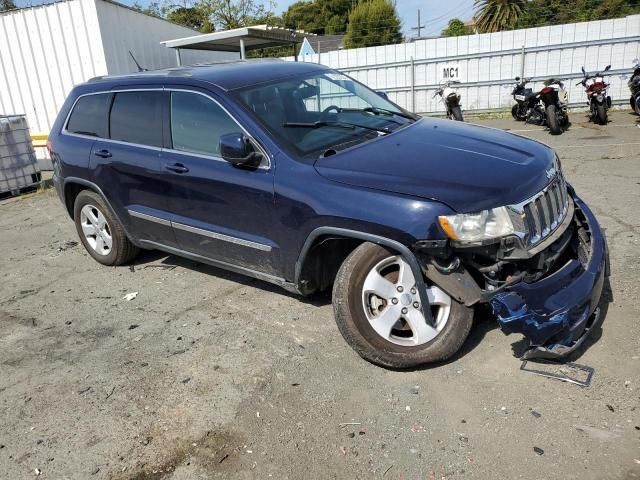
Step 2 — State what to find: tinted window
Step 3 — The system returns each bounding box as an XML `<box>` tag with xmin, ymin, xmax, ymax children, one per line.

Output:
<box><xmin>110</xmin><ymin>91</ymin><xmax>163</xmax><ymax>147</ymax></box>
<box><xmin>170</xmin><ymin>91</ymin><xmax>240</xmax><ymax>157</ymax></box>
<box><xmin>66</xmin><ymin>94</ymin><xmax>110</xmax><ymax>138</ymax></box>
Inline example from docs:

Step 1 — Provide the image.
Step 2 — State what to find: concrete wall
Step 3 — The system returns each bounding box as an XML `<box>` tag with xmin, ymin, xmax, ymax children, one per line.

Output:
<box><xmin>290</xmin><ymin>15</ymin><xmax>640</xmax><ymax>115</ymax></box>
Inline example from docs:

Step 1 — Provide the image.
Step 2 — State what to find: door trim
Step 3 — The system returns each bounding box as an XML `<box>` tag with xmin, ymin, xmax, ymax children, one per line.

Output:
<box><xmin>127</xmin><ymin>208</ymin><xmax>272</xmax><ymax>252</ymax></box>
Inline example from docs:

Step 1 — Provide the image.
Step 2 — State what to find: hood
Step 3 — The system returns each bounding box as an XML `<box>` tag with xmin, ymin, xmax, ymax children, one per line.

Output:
<box><xmin>314</xmin><ymin>117</ymin><xmax>556</xmax><ymax>212</ymax></box>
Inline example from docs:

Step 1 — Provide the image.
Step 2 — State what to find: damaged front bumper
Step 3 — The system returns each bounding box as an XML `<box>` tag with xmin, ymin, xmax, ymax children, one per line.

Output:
<box><xmin>417</xmin><ymin>187</ymin><xmax>609</xmax><ymax>360</ymax></box>
<box><xmin>489</xmin><ymin>192</ymin><xmax>608</xmax><ymax>359</ymax></box>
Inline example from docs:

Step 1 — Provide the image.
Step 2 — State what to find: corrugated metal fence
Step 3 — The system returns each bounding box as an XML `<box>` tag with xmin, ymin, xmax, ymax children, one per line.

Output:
<box><xmin>292</xmin><ymin>15</ymin><xmax>640</xmax><ymax>115</ymax></box>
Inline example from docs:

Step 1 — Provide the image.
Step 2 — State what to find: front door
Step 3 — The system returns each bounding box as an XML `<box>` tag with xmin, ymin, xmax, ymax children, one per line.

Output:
<box><xmin>160</xmin><ymin>89</ymin><xmax>279</xmax><ymax>276</ymax></box>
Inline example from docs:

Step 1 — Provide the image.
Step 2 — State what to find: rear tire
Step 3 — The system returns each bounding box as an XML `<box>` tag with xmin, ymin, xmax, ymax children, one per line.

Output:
<box><xmin>546</xmin><ymin>104</ymin><xmax>562</xmax><ymax>135</ymax></box>
<box><xmin>596</xmin><ymin>103</ymin><xmax>607</xmax><ymax>125</ymax></box>
<box><xmin>74</xmin><ymin>190</ymin><xmax>139</xmax><ymax>266</ymax></box>
<box><xmin>332</xmin><ymin>243</ymin><xmax>473</xmax><ymax>368</ymax></box>
<box><xmin>451</xmin><ymin>106</ymin><xmax>464</xmax><ymax>121</ymax></box>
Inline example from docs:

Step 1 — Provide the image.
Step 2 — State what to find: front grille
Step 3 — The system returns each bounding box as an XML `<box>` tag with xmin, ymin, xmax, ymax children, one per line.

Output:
<box><xmin>521</xmin><ymin>177</ymin><xmax>569</xmax><ymax>245</ymax></box>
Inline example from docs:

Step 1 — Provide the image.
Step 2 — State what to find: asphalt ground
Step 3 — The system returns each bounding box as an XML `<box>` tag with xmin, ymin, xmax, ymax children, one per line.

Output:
<box><xmin>0</xmin><ymin>110</ymin><xmax>639</xmax><ymax>480</ymax></box>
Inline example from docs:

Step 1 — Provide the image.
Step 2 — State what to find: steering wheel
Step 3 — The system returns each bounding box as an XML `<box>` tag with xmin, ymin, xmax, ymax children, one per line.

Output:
<box><xmin>320</xmin><ymin>105</ymin><xmax>341</xmax><ymax>121</ymax></box>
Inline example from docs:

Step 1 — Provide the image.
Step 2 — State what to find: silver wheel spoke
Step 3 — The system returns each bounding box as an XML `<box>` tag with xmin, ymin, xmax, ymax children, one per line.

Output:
<box><xmin>427</xmin><ymin>286</ymin><xmax>451</xmax><ymax>306</ymax></box>
<box><xmin>370</xmin><ymin>305</ymin><xmax>401</xmax><ymax>339</ymax></box>
<box><xmin>95</xmin><ymin>235</ymin><xmax>105</xmax><ymax>252</ymax></box>
<box><xmin>81</xmin><ymin>222</ymin><xmax>97</xmax><ymax>237</ymax></box>
<box><xmin>363</xmin><ymin>269</ymin><xmax>397</xmax><ymax>299</ymax></box>
<box><xmin>405</xmin><ymin>309</ymin><xmax>439</xmax><ymax>345</ymax></box>
<box><xmin>103</xmin><ymin>232</ymin><xmax>113</xmax><ymax>249</ymax></box>
<box><xmin>397</xmin><ymin>258</ymin><xmax>416</xmax><ymax>287</ymax></box>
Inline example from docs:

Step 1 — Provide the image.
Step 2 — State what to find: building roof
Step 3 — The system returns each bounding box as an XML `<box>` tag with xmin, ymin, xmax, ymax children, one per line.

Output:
<box><xmin>85</xmin><ymin>59</ymin><xmax>330</xmax><ymax>91</ymax></box>
<box><xmin>161</xmin><ymin>25</ymin><xmax>314</xmax><ymax>53</ymax></box>
<box><xmin>301</xmin><ymin>34</ymin><xmax>345</xmax><ymax>54</ymax></box>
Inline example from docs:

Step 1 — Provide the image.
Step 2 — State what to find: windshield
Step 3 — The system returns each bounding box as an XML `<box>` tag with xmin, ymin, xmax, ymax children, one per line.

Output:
<box><xmin>233</xmin><ymin>71</ymin><xmax>416</xmax><ymax>159</ymax></box>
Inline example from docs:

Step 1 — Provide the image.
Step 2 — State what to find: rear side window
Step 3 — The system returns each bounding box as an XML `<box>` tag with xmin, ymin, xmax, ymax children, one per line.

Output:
<box><xmin>110</xmin><ymin>91</ymin><xmax>163</xmax><ymax>147</ymax></box>
<box><xmin>170</xmin><ymin>91</ymin><xmax>240</xmax><ymax>157</ymax></box>
<box><xmin>66</xmin><ymin>94</ymin><xmax>111</xmax><ymax>138</ymax></box>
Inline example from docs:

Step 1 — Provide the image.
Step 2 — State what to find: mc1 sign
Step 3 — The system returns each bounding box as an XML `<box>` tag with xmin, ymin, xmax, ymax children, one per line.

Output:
<box><xmin>442</xmin><ymin>65</ymin><xmax>461</xmax><ymax>80</ymax></box>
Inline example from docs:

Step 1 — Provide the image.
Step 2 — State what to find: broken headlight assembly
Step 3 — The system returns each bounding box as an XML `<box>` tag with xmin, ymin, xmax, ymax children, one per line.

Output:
<box><xmin>437</xmin><ymin>207</ymin><xmax>515</xmax><ymax>244</ymax></box>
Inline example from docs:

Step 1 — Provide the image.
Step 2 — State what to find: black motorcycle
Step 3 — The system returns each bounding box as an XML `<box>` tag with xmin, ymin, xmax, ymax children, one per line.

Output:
<box><xmin>538</xmin><ymin>78</ymin><xmax>570</xmax><ymax>135</ymax></box>
<box><xmin>511</xmin><ymin>77</ymin><xmax>542</xmax><ymax>122</ymax></box>
<box><xmin>630</xmin><ymin>59</ymin><xmax>640</xmax><ymax>115</ymax></box>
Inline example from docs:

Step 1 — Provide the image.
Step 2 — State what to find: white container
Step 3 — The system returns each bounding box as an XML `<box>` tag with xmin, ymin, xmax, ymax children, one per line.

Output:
<box><xmin>0</xmin><ymin>115</ymin><xmax>41</xmax><ymax>196</ymax></box>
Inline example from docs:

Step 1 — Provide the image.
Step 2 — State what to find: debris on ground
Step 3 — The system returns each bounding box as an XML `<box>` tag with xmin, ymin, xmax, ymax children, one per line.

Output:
<box><xmin>531</xmin><ymin>411</ymin><xmax>542</xmax><ymax>418</ymax></box>
<box><xmin>606</xmin><ymin>404</ymin><xmax>615</xmax><ymax>412</ymax></box>
<box><xmin>122</xmin><ymin>292</ymin><xmax>138</xmax><ymax>301</ymax></box>
<box><xmin>533</xmin><ymin>447</ymin><xmax>544</xmax><ymax>455</ymax></box>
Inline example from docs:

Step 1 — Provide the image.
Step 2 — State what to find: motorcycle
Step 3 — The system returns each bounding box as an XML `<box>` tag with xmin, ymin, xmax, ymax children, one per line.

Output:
<box><xmin>538</xmin><ymin>78</ymin><xmax>570</xmax><ymax>135</ymax></box>
<box><xmin>511</xmin><ymin>77</ymin><xmax>544</xmax><ymax>123</ymax></box>
<box><xmin>629</xmin><ymin>59</ymin><xmax>640</xmax><ymax>115</ymax></box>
<box><xmin>577</xmin><ymin>65</ymin><xmax>611</xmax><ymax>125</ymax></box>
<box><xmin>434</xmin><ymin>80</ymin><xmax>464</xmax><ymax>121</ymax></box>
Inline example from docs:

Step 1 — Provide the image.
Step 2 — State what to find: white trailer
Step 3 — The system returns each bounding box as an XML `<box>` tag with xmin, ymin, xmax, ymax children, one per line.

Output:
<box><xmin>0</xmin><ymin>0</ymin><xmax>233</xmax><ymax>169</ymax></box>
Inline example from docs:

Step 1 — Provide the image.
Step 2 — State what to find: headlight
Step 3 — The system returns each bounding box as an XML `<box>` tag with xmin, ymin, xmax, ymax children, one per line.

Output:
<box><xmin>438</xmin><ymin>207</ymin><xmax>515</xmax><ymax>243</ymax></box>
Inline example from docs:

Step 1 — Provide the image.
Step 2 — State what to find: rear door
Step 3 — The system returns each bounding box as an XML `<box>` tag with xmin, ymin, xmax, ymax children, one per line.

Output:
<box><xmin>160</xmin><ymin>88</ymin><xmax>279</xmax><ymax>276</ymax></box>
<box><xmin>89</xmin><ymin>89</ymin><xmax>177</xmax><ymax>247</ymax></box>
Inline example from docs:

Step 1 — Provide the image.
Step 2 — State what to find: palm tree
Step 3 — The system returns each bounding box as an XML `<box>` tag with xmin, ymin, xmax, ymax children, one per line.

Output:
<box><xmin>473</xmin><ymin>0</ymin><xmax>526</xmax><ymax>33</ymax></box>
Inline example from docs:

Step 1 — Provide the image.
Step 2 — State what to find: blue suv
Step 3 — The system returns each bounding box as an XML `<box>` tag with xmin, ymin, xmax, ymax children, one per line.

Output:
<box><xmin>50</xmin><ymin>60</ymin><xmax>608</xmax><ymax>368</ymax></box>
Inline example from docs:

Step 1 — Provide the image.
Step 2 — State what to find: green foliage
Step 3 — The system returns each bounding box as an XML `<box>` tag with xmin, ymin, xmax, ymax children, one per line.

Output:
<box><xmin>344</xmin><ymin>0</ymin><xmax>402</xmax><ymax>48</ymax></box>
<box><xmin>130</xmin><ymin>1</ymin><xmax>163</xmax><ymax>17</ymax></box>
<box><xmin>0</xmin><ymin>0</ymin><xmax>16</xmax><ymax>12</ymax></box>
<box><xmin>166</xmin><ymin>6</ymin><xmax>214</xmax><ymax>32</ymax></box>
<box><xmin>198</xmin><ymin>0</ymin><xmax>276</xmax><ymax>30</ymax></box>
<box><xmin>474</xmin><ymin>0</ymin><xmax>527</xmax><ymax>33</ymax></box>
<box><xmin>283</xmin><ymin>0</ymin><xmax>356</xmax><ymax>34</ymax></box>
<box><xmin>441</xmin><ymin>18</ymin><xmax>473</xmax><ymax>36</ymax></box>
<box><xmin>516</xmin><ymin>0</ymin><xmax>640</xmax><ymax>28</ymax></box>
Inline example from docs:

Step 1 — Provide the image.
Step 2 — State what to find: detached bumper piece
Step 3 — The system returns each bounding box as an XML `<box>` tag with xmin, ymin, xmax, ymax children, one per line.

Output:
<box><xmin>490</xmin><ymin>193</ymin><xmax>607</xmax><ymax>360</ymax></box>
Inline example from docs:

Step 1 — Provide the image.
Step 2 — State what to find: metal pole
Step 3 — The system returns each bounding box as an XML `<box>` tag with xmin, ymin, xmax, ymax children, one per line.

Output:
<box><xmin>410</xmin><ymin>56</ymin><xmax>415</xmax><ymax>113</ymax></box>
<box><xmin>317</xmin><ymin>40</ymin><xmax>321</xmax><ymax>64</ymax></box>
<box><xmin>240</xmin><ymin>39</ymin><xmax>246</xmax><ymax>60</ymax></box>
<box><xmin>520</xmin><ymin>44</ymin><xmax>525</xmax><ymax>79</ymax></box>
<box><xmin>175</xmin><ymin>48</ymin><xmax>182</xmax><ymax>66</ymax></box>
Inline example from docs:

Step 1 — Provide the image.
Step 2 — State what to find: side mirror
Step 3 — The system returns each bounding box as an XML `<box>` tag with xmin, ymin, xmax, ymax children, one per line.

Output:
<box><xmin>219</xmin><ymin>133</ymin><xmax>263</xmax><ymax>168</ymax></box>
<box><xmin>515</xmin><ymin>76</ymin><xmax>520</xmax><ymax>81</ymax></box>
<box><xmin>605</xmin><ymin>65</ymin><xmax>611</xmax><ymax>71</ymax></box>
<box><xmin>376</xmin><ymin>91</ymin><xmax>389</xmax><ymax>100</ymax></box>
<box><xmin>581</xmin><ymin>66</ymin><xmax>586</xmax><ymax>74</ymax></box>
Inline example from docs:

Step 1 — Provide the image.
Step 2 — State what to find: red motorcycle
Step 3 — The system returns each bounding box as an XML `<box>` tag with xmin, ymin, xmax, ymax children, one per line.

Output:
<box><xmin>577</xmin><ymin>65</ymin><xmax>611</xmax><ymax>125</ymax></box>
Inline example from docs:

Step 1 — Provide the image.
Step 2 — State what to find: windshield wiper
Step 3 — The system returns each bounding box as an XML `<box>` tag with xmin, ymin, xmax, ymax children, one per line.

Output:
<box><xmin>339</xmin><ymin>106</ymin><xmax>418</xmax><ymax>121</ymax></box>
<box><xmin>282</xmin><ymin>121</ymin><xmax>392</xmax><ymax>134</ymax></box>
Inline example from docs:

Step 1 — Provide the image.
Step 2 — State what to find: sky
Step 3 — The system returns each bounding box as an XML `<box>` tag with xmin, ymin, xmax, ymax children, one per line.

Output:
<box><xmin>15</xmin><ymin>0</ymin><xmax>477</xmax><ymax>38</ymax></box>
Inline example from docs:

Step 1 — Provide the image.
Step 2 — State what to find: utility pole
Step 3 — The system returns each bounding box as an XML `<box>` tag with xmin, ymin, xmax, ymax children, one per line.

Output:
<box><xmin>411</xmin><ymin>9</ymin><xmax>425</xmax><ymax>39</ymax></box>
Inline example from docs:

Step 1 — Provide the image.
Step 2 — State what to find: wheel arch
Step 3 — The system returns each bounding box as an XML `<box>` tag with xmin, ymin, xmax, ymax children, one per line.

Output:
<box><xmin>62</xmin><ymin>177</ymin><xmax>135</xmax><ymax>242</ymax></box>
<box><xmin>294</xmin><ymin>227</ymin><xmax>434</xmax><ymax>325</ymax></box>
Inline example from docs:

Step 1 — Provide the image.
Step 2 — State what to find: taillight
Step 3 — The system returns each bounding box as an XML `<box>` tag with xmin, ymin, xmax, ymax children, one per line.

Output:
<box><xmin>541</xmin><ymin>86</ymin><xmax>553</xmax><ymax>94</ymax></box>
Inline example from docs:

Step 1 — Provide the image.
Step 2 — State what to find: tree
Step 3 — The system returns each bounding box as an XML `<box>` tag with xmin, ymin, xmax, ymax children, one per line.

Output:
<box><xmin>283</xmin><ymin>0</ymin><xmax>357</xmax><ymax>34</ymax></box>
<box><xmin>473</xmin><ymin>0</ymin><xmax>526</xmax><ymax>33</ymax></box>
<box><xmin>1</xmin><ymin>0</ymin><xmax>15</xmax><ymax>11</ymax></box>
<box><xmin>199</xmin><ymin>0</ymin><xmax>276</xmax><ymax>30</ymax></box>
<box><xmin>131</xmin><ymin>1</ymin><xmax>163</xmax><ymax>17</ymax></box>
<box><xmin>344</xmin><ymin>0</ymin><xmax>402</xmax><ymax>49</ymax></box>
<box><xmin>515</xmin><ymin>0</ymin><xmax>640</xmax><ymax>28</ymax></box>
<box><xmin>167</xmin><ymin>6</ymin><xmax>214</xmax><ymax>32</ymax></box>
<box><xmin>441</xmin><ymin>18</ymin><xmax>473</xmax><ymax>36</ymax></box>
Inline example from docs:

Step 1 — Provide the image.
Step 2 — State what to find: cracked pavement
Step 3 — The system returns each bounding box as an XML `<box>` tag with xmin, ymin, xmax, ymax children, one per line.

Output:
<box><xmin>0</xmin><ymin>110</ymin><xmax>639</xmax><ymax>479</ymax></box>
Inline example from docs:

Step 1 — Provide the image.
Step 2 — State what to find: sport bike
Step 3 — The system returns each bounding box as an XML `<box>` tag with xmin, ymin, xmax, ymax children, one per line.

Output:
<box><xmin>538</xmin><ymin>78</ymin><xmax>570</xmax><ymax>135</ymax></box>
<box><xmin>577</xmin><ymin>65</ymin><xmax>611</xmax><ymax>125</ymax></box>
<box><xmin>511</xmin><ymin>77</ymin><xmax>544</xmax><ymax>124</ymax></box>
<box><xmin>629</xmin><ymin>59</ymin><xmax>640</xmax><ymax>115</ymax></box>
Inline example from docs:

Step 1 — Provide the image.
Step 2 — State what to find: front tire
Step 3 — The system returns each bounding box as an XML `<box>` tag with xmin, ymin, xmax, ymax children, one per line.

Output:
<box><xmin>596</xmin><ymin>103</ymin><xmax>607</xmax><ymax>125</ymax></box>
<box><xmin>332</xmin><ymin>243</ymin><xmax>473</xmax><ymax>368</ymax></box>
<box><xmin>511</xmin><ymin>104</ymin><xmax>523</xmax><ymax>121</ymax></box>
<box><xmin>74</xmin><ymin>190</ymin><xmax>139</xmax><ymax>266</ymax></box>
<box><xmin>450</xmin><ymin>106</ymin><xmax>464</xmax><ymax>121</ymax></box>
<box><xmin>546</xmin><ymin>104</ymin><xmax>562</xmax><ymax>135</ymax></box>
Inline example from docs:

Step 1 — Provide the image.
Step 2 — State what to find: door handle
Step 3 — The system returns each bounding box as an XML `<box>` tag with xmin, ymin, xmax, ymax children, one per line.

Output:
<box><xmin>94</xmin><ymin>149</ymin><xmax>112</xmax><ymax>158</ymax></box>
<box><xmin>165</xmin><ymin>163</ymin><xmax>189</xmax><ymax>174</ymax></box>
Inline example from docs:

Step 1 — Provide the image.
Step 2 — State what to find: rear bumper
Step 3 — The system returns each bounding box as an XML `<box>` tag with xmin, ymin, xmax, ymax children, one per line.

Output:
<box><xmin>490</xmin><ymin>190</ymin><xmax>607</xmax><ymax>360</ymax></box>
